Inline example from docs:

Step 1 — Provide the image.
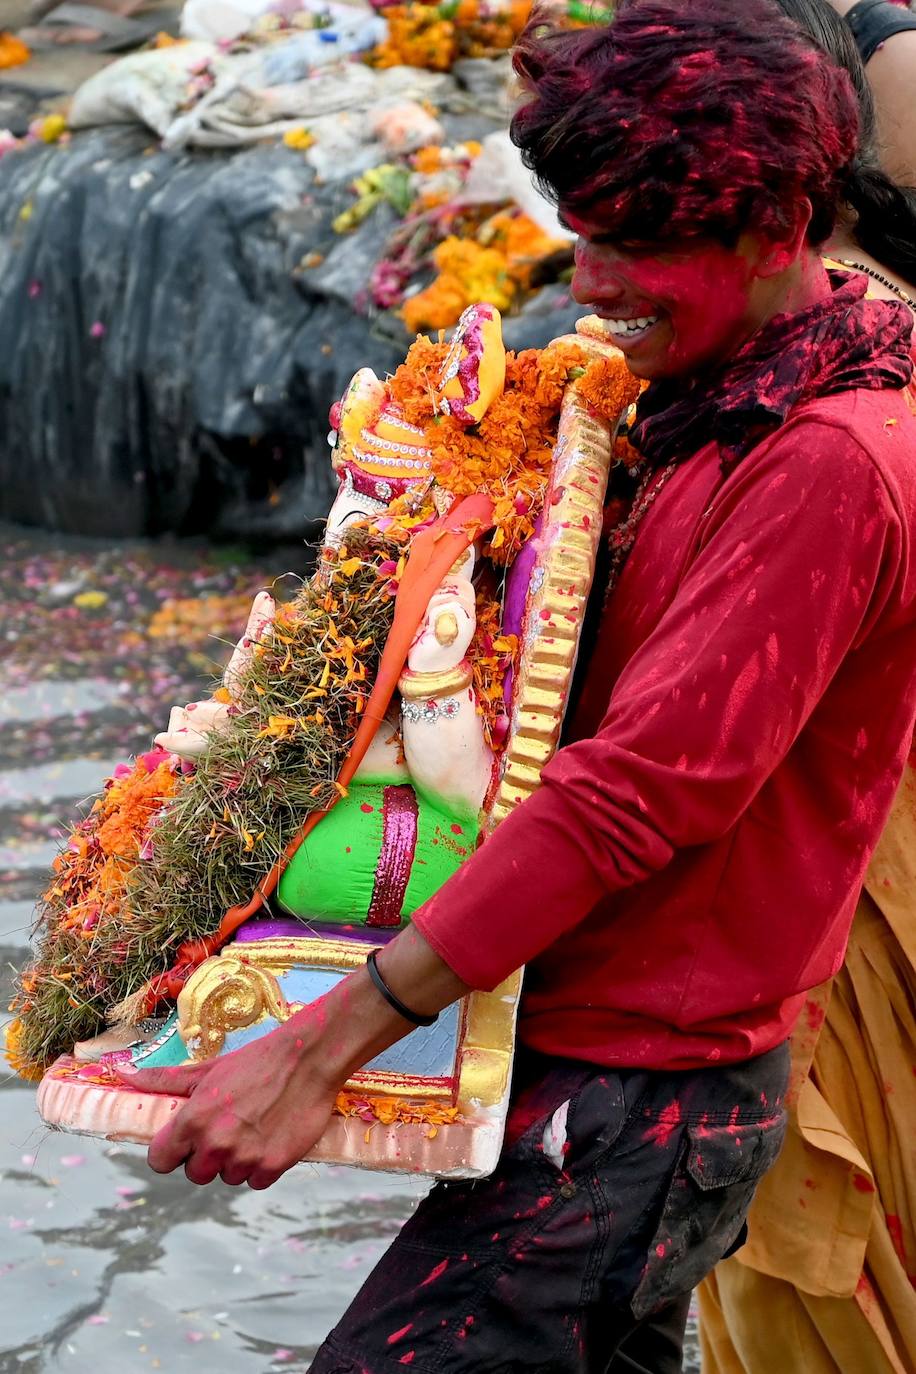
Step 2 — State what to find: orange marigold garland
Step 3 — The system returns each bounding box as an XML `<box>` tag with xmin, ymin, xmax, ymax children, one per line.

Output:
<box><xmin>3</xmin><ymin>1017</ymin><xmax>45</xmax><ymax>1082</ymax></box>
<box><xmin>369</xmin><ymin>0</ymin><xmax>532</xmax><ymax>71</ymax></box>
<box><xmin>334</xmin><ymin>1088</ymin><xmax>462</xmax><ymax>1139</ymax></box>
<box><xmin>7</xmin><ymin>750</ymin><xmax>180</xmax><ymax>1079</ymax></box>
<box><xmin>400</xmin><ymin>212</ymin><xmax>568</xmax><ymax>336</ymax></box>
<box><xmin>386</xmin><ymin>333</ymin><xmax>641</xmax><ymax>562</ymax></box>
<box><xmin>471</xmin><ymin>595</ymin><xmax>519</xmax><ymax>750</ymax></box>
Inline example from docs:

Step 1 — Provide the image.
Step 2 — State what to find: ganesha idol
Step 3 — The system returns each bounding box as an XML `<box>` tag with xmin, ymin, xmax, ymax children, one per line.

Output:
<box><xmin>35</xmin><ymin>305</ymin><xmax>631</xmax><ymax>1178</ymax></box>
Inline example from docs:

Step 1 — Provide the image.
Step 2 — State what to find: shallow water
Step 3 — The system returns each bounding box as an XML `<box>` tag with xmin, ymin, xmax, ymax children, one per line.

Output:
<box><xmin>0</xmin><ymin>524</ymin><xmax>701</xmax><ymax>1372</ymax></box>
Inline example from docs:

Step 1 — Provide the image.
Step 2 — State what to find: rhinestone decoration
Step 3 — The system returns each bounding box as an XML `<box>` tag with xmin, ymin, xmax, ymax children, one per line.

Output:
<box><xmin>359</xmin><ymin>429</ymin><xmax>433</xmax><ymax>459</ymax></box>
<box><xmin>401</xmin><ymin>696</ymin><xmax>462</xmax><ymax>724</ymax></box>
<box><xmin>352</xmin><ymin>446</ymin><xmax>430</xmax><ymax>471</ymax></box>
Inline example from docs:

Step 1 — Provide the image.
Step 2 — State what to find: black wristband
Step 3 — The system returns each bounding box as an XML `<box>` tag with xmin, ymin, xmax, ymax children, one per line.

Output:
<box><xmin>845</xmin><ymin>0</ymin><xmax>916</xmax><ymax>63</ymax></box>
<box><xmin>366</xmin><ymin>949</ymin><xmax>439</xmax><ymax>1027</ymax></box>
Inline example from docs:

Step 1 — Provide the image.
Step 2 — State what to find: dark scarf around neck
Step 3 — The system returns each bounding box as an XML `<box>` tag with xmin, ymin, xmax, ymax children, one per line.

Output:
<box><xmin>630</xmin><ymin>272</ymin><xmax>914</xmax><ymax>471</ymax></box>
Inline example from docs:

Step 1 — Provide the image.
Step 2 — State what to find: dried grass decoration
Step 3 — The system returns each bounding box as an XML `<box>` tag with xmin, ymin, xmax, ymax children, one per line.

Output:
<box><xmin>11</xmin><ymin>534</ymin><xmax>400</xmax><ymax>1074</ymax></box>
<box><xmin>9</xmin><ymin>334</ymin><xmax>641</xmax><ymax>1080</ymax></box>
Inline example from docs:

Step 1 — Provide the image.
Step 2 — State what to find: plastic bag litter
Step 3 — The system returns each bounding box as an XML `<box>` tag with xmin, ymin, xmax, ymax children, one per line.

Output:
<box><xmin>458</xmin><ymin>129</ymin><xmax>575</xmax><ymax>242</ymax></box>
<box><xmin>369</xmin><ymin>100</ymin><xmax>445</xmax><ymax>155</ymax></box>
<box><xmin>181</xmin><ymin>0</ymin><xmax>270</xmax><ymax>42</ymax></box>
<box><xmin>180</xmin><ymin>0</ymin><xmax>382</xmax><ymax>44</ymax></box>
<box><xmin>0</xmin><ymin>125</ymin><xmax>410</xmax><ymax>539</ymax></box>
<box><xmin>68</xmin><ymin>40</ymin><xmax>445</xmax><ymax>156</ymax></box>
<box><xmin>69</xmin><ymin>43</ymin><xmax>230</xmax><ymax>137</ymax></box>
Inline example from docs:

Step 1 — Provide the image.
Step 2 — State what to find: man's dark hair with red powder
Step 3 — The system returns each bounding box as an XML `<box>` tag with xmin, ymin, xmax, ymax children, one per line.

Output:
<box><xmin>510</xmin><ymin>0</ymin><xmax>861</xmax><ymax>248</ymax></box>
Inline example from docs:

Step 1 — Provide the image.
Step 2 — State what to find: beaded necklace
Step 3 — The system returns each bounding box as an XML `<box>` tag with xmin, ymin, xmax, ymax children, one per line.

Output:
<box><xmin>604</xmin><ymin>459</ymin><xmax>678</xmax><ymax>605</ymax></box>
<box><xmin>834</xmin><ymin>258</ymin><xmax>915</xmax><ymax>310</ymax></box>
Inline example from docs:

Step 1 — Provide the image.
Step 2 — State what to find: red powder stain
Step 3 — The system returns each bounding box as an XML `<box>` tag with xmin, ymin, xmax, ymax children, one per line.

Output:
<box><xmin>491</xmin><ymin>1232</ymin><xmax>500</xmax><ymax>1242</ymax></box>
<box><xmin>644</xmin><ymin>1100</ymin><xmax>682</xmax><ymax>1147</ymax></box>
<box><xmin>855</xmin><ymin>1274</ymin><xmax>876</xmax><ymax>1312</ymax></box>
<box><xmin>728</xmin><ymin>1107</ymin><xmax>740</xmax><ymax>1127</ymax></box>
<box><xmin>399</xmin><ymin>1353</ymin><xmax>415</xmax><ymax>1365</ymax></box>
<box><xmin>852</xmin><ymin>1173</ymin><xmax>876</xmax><ymax>1194</ymax></box>
<box><xmin>805</xmin><ymin>1000</ymin><xmax>826</xmax><ymax>1032</ymax></box>
<box><xmin>360</xmin><ymin>803</ymin><xmax>374</xmax><ymax>814</ymax></box>
<box><xmin>536</xmin><ymin>1195</ymin><xmax>553</xmax><ymax>1211</ymax></box>
<box><xmin>450</xmin><ymin>823</ymin><xmax>463</xmax><ymax>835</ymax></box>
<box><xmin>456</xmin><ymin>1314</ymin><xmax>476</xmax><ymax>1342</ymax></box>
<box><xmin>345</xmin><ymin>846</ymin><xmax>351</xmax><ymax>854</ymax></box>
<box><xmin>655</xmin><ymin>1243</ymin><xmax>666</xmax><ymax>1258</ymax></box>
<box><xmin>886</xmin><ymin>1214</ymin><xmax>906</xmax><ymax>1265</ymax></box>
<box><xmin>420</xmin><ymin>1259</ymin><xmax>449</xmax><ymax>1287</ymax></box>
<box><xmin>387</xmin><ymin>1325</ymin><xmax>414</xmax><ymax>1346</ymax></box>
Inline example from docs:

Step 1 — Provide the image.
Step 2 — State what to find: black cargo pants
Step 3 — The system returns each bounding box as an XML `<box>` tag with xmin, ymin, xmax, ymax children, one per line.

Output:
<box><xmin>310</xmin><ymin>1042</ymin><xmax>789</xmax><ymax>1373</ymax></box>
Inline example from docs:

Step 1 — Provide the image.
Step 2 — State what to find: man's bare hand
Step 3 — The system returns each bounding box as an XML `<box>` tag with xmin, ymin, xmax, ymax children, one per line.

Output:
<box><xmin>115</xmin><ymin>1016</ymin><xmax>338</xmax><ymax>1190</ymax></box>
<box><xmin>114</xmin><ymin>931</ymin><xmax>470</xmax><ymax>1190</ymax></box>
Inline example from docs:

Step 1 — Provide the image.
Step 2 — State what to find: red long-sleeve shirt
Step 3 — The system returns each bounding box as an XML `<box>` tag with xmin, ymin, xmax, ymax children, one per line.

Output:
<box><xmin>414</xmin><ymin>388</ymin><xmax>916</xmax><ymax>1069</ymax></box>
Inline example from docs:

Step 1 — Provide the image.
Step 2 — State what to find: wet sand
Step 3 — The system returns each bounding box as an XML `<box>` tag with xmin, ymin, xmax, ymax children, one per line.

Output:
<box><xmin>0</xmin><ymin>523</ymin><xmax>701</xmax><ymax>1371</ymax></box>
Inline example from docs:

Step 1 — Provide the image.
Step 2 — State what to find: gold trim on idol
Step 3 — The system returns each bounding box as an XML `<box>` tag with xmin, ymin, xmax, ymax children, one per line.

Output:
<box><xmin>489</xmin><ymin>379</ymin><xmax>615</xmax><ymax>826</ymax></box>
<box><xmin>398</xmin><ymin>661</ymin><xmax>473</xmax><ymax>700</ymax></box>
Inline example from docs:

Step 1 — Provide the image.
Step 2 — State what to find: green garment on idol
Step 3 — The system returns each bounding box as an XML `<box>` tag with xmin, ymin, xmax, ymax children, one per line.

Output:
<box><xmin>277</xmin><ymin>777</ymin><xmax>478</xmax><ymax>926</ymax></box>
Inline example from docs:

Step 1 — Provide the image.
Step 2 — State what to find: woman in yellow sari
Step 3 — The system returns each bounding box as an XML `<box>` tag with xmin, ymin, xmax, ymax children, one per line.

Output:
<box><xmin>699</xmin><ymin>760</ymin><xmax>916</xmax><ymax>1372</ymax></box>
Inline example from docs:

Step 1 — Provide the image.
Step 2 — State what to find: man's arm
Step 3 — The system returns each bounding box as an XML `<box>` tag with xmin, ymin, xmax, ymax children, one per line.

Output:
<box><xmin>126</xmin><ymin>419</ymin><xmax>901</xmax><ymax>1185</ymax></box>
<box><xmin>413</xmin><ymin>420</ymin><xmax>902</xmax><ymax>987</ymax></box>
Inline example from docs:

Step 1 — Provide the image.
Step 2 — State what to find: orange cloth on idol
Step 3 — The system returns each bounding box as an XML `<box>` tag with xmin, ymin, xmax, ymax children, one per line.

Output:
<box><xmin>699</xmin><ymin>760</ymin><xmax>916</xmax><ymax>1374</ymax></box>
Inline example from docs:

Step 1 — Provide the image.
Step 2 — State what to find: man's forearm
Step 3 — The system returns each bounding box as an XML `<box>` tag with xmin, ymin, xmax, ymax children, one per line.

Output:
<box><xmin>289</xmin><ymin>923</ymin><xmax>473</xmax><ymax>1088</ymax></box>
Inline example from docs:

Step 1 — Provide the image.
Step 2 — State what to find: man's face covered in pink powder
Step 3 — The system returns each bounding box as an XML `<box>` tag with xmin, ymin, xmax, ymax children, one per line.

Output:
<box><xmin>566</xmin><ymin>211</ymin><xmax>770</xmax><ymax>382</ymax></box>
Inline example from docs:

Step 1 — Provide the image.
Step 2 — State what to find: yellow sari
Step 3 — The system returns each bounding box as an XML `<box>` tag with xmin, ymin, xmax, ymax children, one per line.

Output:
<box><xmin>699</xmin><ymin>761</ymin><xmax>916</xmax><ymax>1374</ymax></box>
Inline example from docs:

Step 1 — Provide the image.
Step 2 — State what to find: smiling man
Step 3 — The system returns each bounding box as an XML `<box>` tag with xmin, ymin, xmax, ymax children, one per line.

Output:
<box><xmin>125</xmin><ymin>3</ymin><xmax>916</xmax><ymax>1371</ymax></box>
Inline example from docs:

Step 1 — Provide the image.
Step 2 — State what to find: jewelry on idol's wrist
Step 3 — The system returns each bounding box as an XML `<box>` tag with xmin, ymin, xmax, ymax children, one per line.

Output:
<box><xmin>365</xmin><ymin>949</ymin><xmax>439</xmax><ymax>1027</ymax></box>
<box><xmin>398</xmin><ymin>660</ymin><xmax>473</xmax><ymax>700</ymax></box>
<box><xmin>401</xmin><ymin>696</ymin><xmax>462</xmax><ymax>725</ymax></box>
